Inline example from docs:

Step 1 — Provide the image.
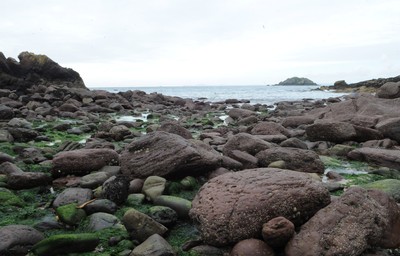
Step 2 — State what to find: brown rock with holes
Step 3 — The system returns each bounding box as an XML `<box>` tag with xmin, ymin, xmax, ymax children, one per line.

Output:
<box><xmin>51</xmin><ymin>148</ymin><xmax>119</xmax><ymax>177</ymax></box>
<box><xmin>285</xmin><ymin>187</ymin><xmax>400</xmax><ymax>255</ymax></box>
<box><xmin>256</xmin><ymin>147</ymin><xmax>325</xmax><ymax>174</ymax></box>
<box><xmin>230</xmin><ymin>239</ymin><xmax>275</xmax><ymax>256</ymax></box>
<box><xmin>189</xmin><ymin>168</ymin><xmax>330</xmax><ymax>246</ymax></box>
<box><xmin>262</xmin><ymin>217</ymin><xmax>295</xmax><ymax>248</ymax></box>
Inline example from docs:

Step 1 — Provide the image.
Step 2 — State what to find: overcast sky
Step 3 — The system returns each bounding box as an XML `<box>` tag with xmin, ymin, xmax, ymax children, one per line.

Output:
<box><xmin>1</xmin><ymin>0</ymin><xmax>400</xmax><ymax>87</ymax></box>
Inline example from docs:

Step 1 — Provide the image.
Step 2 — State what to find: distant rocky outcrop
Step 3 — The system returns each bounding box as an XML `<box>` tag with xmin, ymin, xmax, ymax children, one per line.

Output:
<box><xmin>278</xmin><ymin>77</ymin><xmax>317</xmax><ymax>85</ymax></box>
<box><xmin>331</xmin><ymin>75</ymin><xmax>400</xmax><ymax>90</ymax></box>
<box><xmin>0</xmin><ymin>51</ymin><xmax>86</xmax><ymax>94</ymax></box>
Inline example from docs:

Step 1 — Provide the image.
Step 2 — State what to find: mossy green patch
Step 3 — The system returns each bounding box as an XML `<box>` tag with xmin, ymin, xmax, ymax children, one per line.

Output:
<box><xmin>32</xmin><ymin>233</ymin><xmax>100</xmax><ymax>256</ymax></box>
<box><xmin>56</xmin><ymin>203</ymin><xmax>87</xmax><ymax>226</ymax></box>
<box><xmin>0</xmin><ymin>142</ymin><xmax>16</xmax><ymax>156</ymax></box>
<box><xmin>342</xmin><ymin>173</ymin><xmax>386</xmax><ymax>186</ymax></box>
<box><xmin>0</xmin><ymin>190</ymin><xmax>24</xmax><ymax>207</ymax></box>
<box><xmin>361</xmin><ymin>179</ymin><xmax>400</xmax><ymax>202</ymax></box>
<box><xmin>166</xmin><ymin>221</ymin><xmax>200</xmax><ymax>256</ymax></box>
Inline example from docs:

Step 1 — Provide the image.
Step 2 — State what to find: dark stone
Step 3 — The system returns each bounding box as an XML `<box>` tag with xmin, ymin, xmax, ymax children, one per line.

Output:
<box><xmin>102</xmin><ymin>175</ymin><xmax>129</xmax><ymax>205</ymax></box>
<box><xmin>0</xmin><ymin>225</ymin><xmax>44</xmax><ymax>256</ymax></box>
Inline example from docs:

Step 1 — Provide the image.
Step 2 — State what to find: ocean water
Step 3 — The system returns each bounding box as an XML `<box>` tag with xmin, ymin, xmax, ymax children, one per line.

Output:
<box><xmin>91</xmin><ymin>85</ymin><xmax>348</xmax><ymax>105</ymax></box>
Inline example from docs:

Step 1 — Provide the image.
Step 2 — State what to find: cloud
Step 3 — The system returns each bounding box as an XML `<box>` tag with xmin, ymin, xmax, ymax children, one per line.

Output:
<box><xmin>1</xmin><ymin>0</ymin><xmax>399</xmax><ymax>86</ymax></box>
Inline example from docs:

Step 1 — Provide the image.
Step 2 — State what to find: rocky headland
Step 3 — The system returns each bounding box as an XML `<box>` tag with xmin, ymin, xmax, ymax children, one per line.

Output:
<box><xmin>1</xmin><ymin>52</ymin><xmax>400</xmax><ymax>256</ymax></box>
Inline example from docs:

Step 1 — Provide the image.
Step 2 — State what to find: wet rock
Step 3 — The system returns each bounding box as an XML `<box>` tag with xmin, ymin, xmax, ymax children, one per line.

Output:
<box><xmin>180</xmin><ymin>176</ymin><xmax>198</xmax><ymax>190</ymax></box>
<box><xmin>51</xmin><ymin>148</ymin><xmax>119</xmax><ymax>177</ymax></box>
<box><xmin>0</xmin><ymin>225</ymin><xmax>44</xmax><ymax>256</ymax></box>
<box><xmin>120</xmin><ymin>131</ymin><xmax>222</xmax><ymax>178</ymax></box>
<box><xmin>0</xmin><ymin>105</ymin><xmax>14</xmax><ymax>120</ymax></box>
<box><xmin>52</xmin><ymin>187</ymin><xmax>93</xmax><ymax>208</ymax></box>
<box><xmin>102</xmin><ymin>175</ymin><xmax>130</xmax><ymax>205</ymax></box>
<box><xmin>7</xmin><ymin>172</ymin><xmax>51</xmax><ymax>189</ymax></box>
<box><xmin>361</xmin><ymin>179</ymin><xmax>400</xmax><ymax>202</ymax></box>
<box><xmin>285</xmin><ymin>187</ymin><xmax>400</xmax><ymax>255</ymax></box>
<box><xmin>130</xmin><ymin>234</ymin><xmax>176</xmax><ymax>256</ymax></box>
<box><xmin>280</xmin><ymin>137</ymin><xmax>308</xmax><ymax>149</ymax></box>
<box><xmin>306</xmin><ymin>121</ymin><xmax>357</xmax><ymax>143</ymax></box>
<box><xmin>0</xmin><ymin>129</ymin><xmax>13</xmax><ymax>142</ymax></box>
<box><xmin>142</xmin><ymin>176</ymin><xmax>166</xmax><ymax>201</ymax></box>
<box><xmin>223</xmin><ymin>133</ymin><xmax>273</xmax><ymax>158</ymax></box>
<box><xmin>281</xmin><ymin>116</ymin><xmax>314</xmax><ymax>128</ymax></box>
<box><xmin>7</xmin><ymin>127</ymin><xmax>39</xmax><ymax>142</ymax></box>
<box><xmin>126</xmin><ymin>193</ymin><xmax>146</xmax><ymax>207</ymax></box>
<box><xmin>32</xmin><ymin>233</ymin><xmax>99</xmax><ymax>256</ymax></box>
<box><xmin>189</xmin><ymin>168</ymin><xmax>330</xmax><ymax>246</ymax></box>
<box><xmin>348</xmin><ymin>148</ymin><xmax>400</xmax><ymax>170</ymax></box>
<box><xmin>148</xmin><ymin>206</ymin><xmax>178</xmax><ymax>228</ymax></box>
<box><xmin>122</xmin><ymin>208</ymin><xmax>168</xmax><ymax>242</ymax></box>
<box><xmin>153</xmin><ymin>195</ymin><xmax>192</xmax><ymax>218</ymax></box>
<box><xmin>34</xmin><ymin>216</ymin><xmax>64</xmax><ymax>232</ymax></box>
<box><xmin>228</xmin><ymin>150</ymin><xmax>258</xmax><ymax>169</ymax></box>
<box><xmin>0</xmin><ymin>153</ymin><xmax>13</xmax><ymax>165</ymax></box>
<box><xmin>129</xmin><ymin>178</ymin><xmax>144</xmax><ymax>193</ymax></box>
<box><xmin>0</xmin><ymin>162</ymin><xmax>24</xmax><ymax>175</ymax></box>
<box><xmin>7</xmin><ymin>117</ymin><xmax>32</xmax><ymax>129</ymax></box>
<box><xmin>80</xmin><ymin>171</ymin><xmax>109</xmax><ymax>189</ymax></box>
<box><xmin>256</xmin><ymin>147</ymin><xmax>325</xmax><ymax>174</ymax></box>
<box><xmin>362</xmin><ymin>138</ymin><xmax>396</xmax><ymax>149</ymax></box>
<box><xmin>353</xmin><ymin>125</ymin><xmax>383</xmax><ymax>142</ymax></box>
<box><xmin>376</xmin><ymin>81</ymin><xmax>400</xmax><ymax>99</ymax></box>
<box><xmin>251</xmin><ymin>121</ymin><xmax>291</xmax><ymax>137</ymax></box>
<box><xmin>88</xmin><ymin>212</ymin><xmax>123</xmax><ymax>231</ymax></box>
<box><xmin>230</xmin><ymin>238</ymin><xmax>275</xmax><ymax>256</ymax></box>
<box><xmin>158</xmin><ymin>122</ymin><xmax>193</xmax><ymax>139</ymax></box>
<box><xmin>262</xmin><ymin>216</ymin><xmax>295</xmax><ymax>248</ymax></box>
<box><xmin>52</xmin><ymin>176</ymin><xmax>81</xmax><ymax>188</ymax></box>
<box><xmin>56</xmin><ymin>203</ymin><xmax>87</xmax><ymax>226</ymax></box>
<box><xmin>237</xmin><ymin>115</ymin><xmax>258</xmax><ymax>126</ymax></box>
<box><xmin>83</xmin><ymin>199</ymin><xmax>118</xmax><ymax>215</ymax></box>
<box><xmin>329</xmin><ymin>144</ymin><xmax>354</xmax><ymax>157</ymax></box>
<box><xmin>109</xmin><ymin>125</ymin><xmax>131</xmax><ymax>141</ymax></box>
<box><xmin>228</xmin><ymin>108</ymin><xmax>256</xmax><ymax>120</ymax></box>
<box><xmin>376</xmin><ymin>117</ymin><xmax>400</xmax><ymax>143</ymax></box>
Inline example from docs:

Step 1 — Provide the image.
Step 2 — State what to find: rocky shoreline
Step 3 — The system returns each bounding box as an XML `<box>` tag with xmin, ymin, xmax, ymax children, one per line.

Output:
<box><xmin>1</xmin><ymin>52</ymin><xmax>400</xmax><ymax>256</ymax></box>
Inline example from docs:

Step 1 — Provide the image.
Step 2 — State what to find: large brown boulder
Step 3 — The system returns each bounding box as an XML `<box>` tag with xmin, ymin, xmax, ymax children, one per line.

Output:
<box><xmin>51</xmin><ymin>148</ymin><xmax>119</xmax><ymax>177</ymax></box>
<box><xmin>376</xmin><ymin>117</ymin><xmax>400</xmax><ymax>143</ymax></box>
<box><xmin>158</xmin><ymin>122</ymin><xmax>193</xmax><ymax>139</ymax></box>
<box><xmin>120</xmin><ymin>131</ymin><xmax>222</xmax><ymax>179</ymax></box>
<box><xmin>306</xmin><ymin>121</ymin><xmax>357</xmax><ymax>143</ymax></box>
<box><xmin>376</xmin><ymin>81</ymin><xmax>400</xmax><ymax>99</ymax></box>
<box><xmin>348</xmin><ymin>148</ymin><xmax>400</xmax><ymax>170</ymax></box>
<box><xmin>189</xmin><ymin>168</ymin><xmax>330</xmax><ymax>246</ymax></box>
<box><xmin>285</xmin><ymin>187</ymin><xmax>400</xmax><ymax>255</ymax></box>
<box><xmin>256</xmin><ymin>147</ymin><xmax>325</xmax><ymax>174</ymax></box>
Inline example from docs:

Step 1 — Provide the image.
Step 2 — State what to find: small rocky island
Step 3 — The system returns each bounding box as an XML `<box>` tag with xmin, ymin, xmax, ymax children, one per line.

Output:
<box><xmin>278</xmin><ymin>76</ymin><xmax>317</xmax><ymax>85</ymax></box>
<box><xmin>1</xmin><ymin>52</ymin><xmax>400</xmax><ymax>256</ymax></box>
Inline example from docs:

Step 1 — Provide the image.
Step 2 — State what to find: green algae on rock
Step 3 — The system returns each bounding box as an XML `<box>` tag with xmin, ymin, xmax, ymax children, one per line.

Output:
<box><xmin>31</xmin><ymin>233</ymin><xmax>99</xmax><ymax>256</ymax></box>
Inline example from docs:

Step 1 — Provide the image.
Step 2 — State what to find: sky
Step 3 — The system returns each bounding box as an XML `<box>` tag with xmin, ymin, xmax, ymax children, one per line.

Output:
<box><xmin>1</xmin><ymin>0</ymin><xmax>400</xmax><ymax>87</ymax></box>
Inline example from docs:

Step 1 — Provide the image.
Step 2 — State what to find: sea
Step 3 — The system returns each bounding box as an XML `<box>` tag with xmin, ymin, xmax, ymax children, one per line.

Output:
<box><xmin>90</xmin><ymin>85</ymin><xmax>349</xmax><ymax>105</ymax></box>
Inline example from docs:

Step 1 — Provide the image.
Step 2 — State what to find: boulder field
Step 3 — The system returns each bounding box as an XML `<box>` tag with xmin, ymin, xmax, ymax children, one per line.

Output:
<box><xmin>1</xmin><ymin>52</ymin><xmax>400</xmax><ymax>255</ymax></box>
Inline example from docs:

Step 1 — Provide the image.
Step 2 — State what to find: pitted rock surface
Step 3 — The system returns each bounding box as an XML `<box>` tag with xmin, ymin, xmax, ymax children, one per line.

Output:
<box><xmin>285</xmin><ymin>187</ymin><xmax>400</xmax><ymax>255</ymax></box>
<box><xmin>189</xmin><ymin>168</ymin><xmax>330</xmax><ymax>246</ymax></box>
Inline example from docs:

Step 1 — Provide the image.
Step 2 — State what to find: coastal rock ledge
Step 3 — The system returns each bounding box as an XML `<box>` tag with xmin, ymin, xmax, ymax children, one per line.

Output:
<box><xmin>0</xmin><ymin>51</ymin><xmax>86</xmax><ymax>94</ymax></box>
